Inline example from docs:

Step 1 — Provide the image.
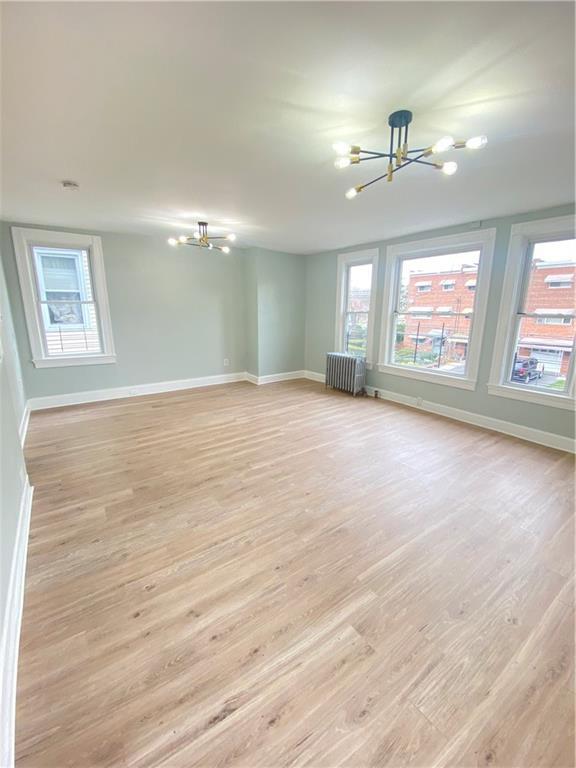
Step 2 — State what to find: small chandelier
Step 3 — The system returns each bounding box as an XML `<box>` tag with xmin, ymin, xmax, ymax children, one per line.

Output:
<box><xmin>333</xmin><ymin>109</ymin><xmax>487</xmax><ymax>199</ymax></box>
<box><xmin>168</xmin><ymin>221</ymin><xmax>236</xmax><ymax>253</ymax></box>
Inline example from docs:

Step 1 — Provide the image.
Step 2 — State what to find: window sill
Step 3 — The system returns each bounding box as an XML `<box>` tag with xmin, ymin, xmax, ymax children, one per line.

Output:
<box><xmin>33</xmin><ymin>354</ymin><xmax>117</xmax><ymax>369</ymax></box>
<box><xmin>487</xmin><ymin>382</ymin><xmax>575</xmax><ymax>410</ymax></box>
<box><xmin>376</xmin><ymin>363</ymin><xmax>477</xmax><ymax>390</ymax></box>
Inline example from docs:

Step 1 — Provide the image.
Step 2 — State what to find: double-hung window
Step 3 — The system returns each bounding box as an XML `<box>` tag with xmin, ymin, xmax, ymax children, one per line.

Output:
<box><xmin>489</xmin><ymin>216</ymin><xmax>575</xmax><ymax>408</ymax></box>
<box><xmin>12</xmin><ymin>228</ymin><xmax>116</xmax><ymax>368</ymax></box>
<box><xmin>378</xmin><ymin>229</ymin><xmax>495</xmax><ymax>390</ymax></box>
<box><xmin>335</xmin><ymin>249</ymin><xmax>379</xmax><ymax>364</ymax></box>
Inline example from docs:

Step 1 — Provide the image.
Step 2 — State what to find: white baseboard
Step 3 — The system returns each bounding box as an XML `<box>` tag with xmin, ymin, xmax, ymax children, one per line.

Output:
<box><xmin>363</xmin><ymin>385</ymin><xmax>574</xmax><ymax>453</ymax></box>
<box><xmin>27</xmin><ymin>371</ymin><xmax>315</xmax><ymax>409</ymax></box>
<box><xmin>0</xmin><ymin>478</ymin><xmax>33</xmax><ymax>768</ymax></box>
<box><xmin>27</xmin><ymin>371</ymin><xmax>247</xmax><ymax>411</ymax></box>
<box><xmin>303</xmin><ymin>370</ymin><xmax>326</xmax><ymax>383</ymax></box>
<box><xmin>25</xmin><ymin>368</ymin><xmax>573</xmax><ymax>453</ymax></box>
<box><xmin>302</xmin><ymin>371</ymin><xmax>573</xmax><ymax>453</ymax></box>
<box><xmin>18</xmin><ymin>405</ymin><xmax>30</xmax><ymax>448</ymax></box>
<box><xmin>251</xmin><ymin>370</ymin><xmax>307</xmax><ymax>385</ymax></box>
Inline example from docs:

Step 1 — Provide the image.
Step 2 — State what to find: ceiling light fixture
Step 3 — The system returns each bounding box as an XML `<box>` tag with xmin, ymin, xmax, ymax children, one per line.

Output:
<box><xmin>333</xmin><ymin>109</ymin><xmax>487</xmax><ymax>199</ymax></box>
<box><xmin>168</xmin><ymin>221</ymin><xmax>235</xmax><ymax>253</ymax></box>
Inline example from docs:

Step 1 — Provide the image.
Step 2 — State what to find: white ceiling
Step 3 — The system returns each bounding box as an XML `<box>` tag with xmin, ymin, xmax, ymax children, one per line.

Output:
<box><xmin>1</xmin><ymin>2</ymin><xmax>574</xmax><ymax>254</ymax></box>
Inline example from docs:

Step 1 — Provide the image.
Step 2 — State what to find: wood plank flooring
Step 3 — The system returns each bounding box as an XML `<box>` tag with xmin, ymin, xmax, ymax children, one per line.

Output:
<box><xmin>16</xmin><ymin>381</ymin><xmax>575</xmax><ymax>767</ymax></box>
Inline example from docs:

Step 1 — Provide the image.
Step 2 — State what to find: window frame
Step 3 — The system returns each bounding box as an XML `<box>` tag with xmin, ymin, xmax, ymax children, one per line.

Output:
<box><xmin>12</xmin><ymin>227</ymin><xmax>116</xmax><ymax>368</ymax></box>
<box><xmin>377</xmin><ymin>228</ymin><xmax>496</xmax><ymax>390</ymax></box>
<box><xmin>334</xmin><ymin>248</ymin><xmax>379</xmax><ymax>367</ymax></box>
<box><xmin>488</xmin><ymin>215</ymin><xmax>575</xmax><ymax>410</ymax></box>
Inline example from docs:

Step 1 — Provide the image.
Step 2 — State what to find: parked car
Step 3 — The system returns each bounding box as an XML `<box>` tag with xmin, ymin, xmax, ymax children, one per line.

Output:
<box><xmin>512</xmin><ymin>357</ymin><xmax>544</xmax><ymax>382</ymax></box>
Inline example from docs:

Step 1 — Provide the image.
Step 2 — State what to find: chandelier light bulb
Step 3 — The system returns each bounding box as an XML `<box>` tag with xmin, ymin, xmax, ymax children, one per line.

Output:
<box><xmin>222</xmin><ymin>246</ymin><xmax>231</xmax><ymax>254</ymax></box>
<box><xmin>193</xmin><ymin>231</ymin><xmax>201</xmax><ymax>239</ymax></box>
<box><xmin>330</xmin><ymin>110</ymin><xmax>484</xmax><ymax>196</ymax></box>
<box><xmin>167</xmin><ymin>237</ymin><xmax>178</xmax><ymax>246</ymax></box>
<box><xmin>333</xmin><ymin>141</ymin><xmax>352</xmax><ymax>157</ymax></box>
<box><xmin>432</xmin><ymin>135</ymin><xmax>455</xmax><ymax>154</ymax></box>
<box><xmin>334</xmin><ymin>156</ymin><xmax>351</xmax><ymax>170</ymax></box>
<box><xmin>226</xmin><ymin>233</ymin><xmax>237</xmax><ymax>242</ymax></box>
<box><xmin>178</xmin><ymin>235</ymin><xmax>188</xmax><ymax>243</ymax></box>
<box><xmin>441</xmin><ymin>161</ymin><xmax>458</xmax><ymax>176</ymax></box>
<box><xmin>208</xmin><ymin>243</ymin><xmax>213</xmax><ymax>249</ymax></box>
<box><xmin>465</xmin><ymin>135</ymin><xmax>488</xmax><ymax>150</ymax></box>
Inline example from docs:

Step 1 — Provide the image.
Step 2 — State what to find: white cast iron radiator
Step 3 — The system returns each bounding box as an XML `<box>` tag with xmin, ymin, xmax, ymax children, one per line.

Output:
<box><xmin>325</xmin><ymin>353</ymin><xmax>366</xmax><ymax>396</ymax></box>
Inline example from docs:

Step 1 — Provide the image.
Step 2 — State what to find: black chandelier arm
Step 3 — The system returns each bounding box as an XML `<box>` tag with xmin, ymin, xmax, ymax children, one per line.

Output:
<box><xmin>358</xmin><ymin>149</ymin><xmax>391</xmax><ymax>158</ymax></box>
<box><xmin>182</xmin><ymin>241</ymin><xmax>227</xmax><ymax>252</ymax></box>
<box><xmin>358</xmin><ymin>154</ymin><xmax>393</xmax><ymax>162</ymax></box>
<box><xmin>406</xmin><ymin>147</ymin><xmax>431</xmax><ymax>155</ymax></box>
<box><xmin>360</xmin><ymin>163</ymin><xmax>404</xmax><ymax>191</ymax></box>
<box><xmin>360</xmin><ymin>151</ymin><xmax>432</xmax><ymax>189</ymax></box>
<box><xmin>396</xmin><ymin>152</ymin><xmax>429</xmax><ymax>168</ymax></box>
<box><xmin>400</xmin><ymin>156</ymin><xmax>438</xmax><ymax>169</ymax></box>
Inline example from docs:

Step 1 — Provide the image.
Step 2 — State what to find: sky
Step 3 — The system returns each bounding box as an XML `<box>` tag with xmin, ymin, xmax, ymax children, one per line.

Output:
<box><xmin>401</xmin><ymin>250</ymin><xmax>480</xmax><ymax>282</ymax></box>
<box><xmin>532</xmin><ymin>239</ymin><xmax>576</xmax><ymax>264</ymax></box>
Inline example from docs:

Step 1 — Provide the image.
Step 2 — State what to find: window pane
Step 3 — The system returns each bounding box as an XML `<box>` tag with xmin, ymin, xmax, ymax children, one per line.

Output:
<box><xmin>394</xmin><ymin>250</ymin><xmax>480</xmax><ymax>375</ymax></box>
<box><xmin>45</xmin><ymin>293</ymin><xmax>83</xmax><ymax>325</ymax></box>
<box><xmin>344</xmin><ymin>263</ymin><xmax>372</xmax><ymax>356</ymax></box>
<box><xmin>40</xmin><ymin>254</ymin><xmax>81</xmax><ymax>292</ymax></box>
<box><xmin>393</xmin><ymin>313</ymin><xmax>471</xmax><ymax>373</ymax></box>
<box><xmin>32</xmin><ymin>246</ymin><xmax>102</xmax><ymax>356</ymax></box>
<box><xmin>508</xmin><ymin>317</ymin><xmax>574</xmax><ymax>392</ymax></box>
<box><xmin>345</xmin><ymin>311</ymin><xmax>368</xmax><ymax>356</ymax></box>
<box><xmin>523</xmin><ymin>239</ymin><xmax>576</xmax><ymax>313</ymax></box>
<box><xmin>509</xmin><ymin>238</ymin><xmax>575</xmax><ymax>392</ymax></box>
<box><xmin>346</xmin><ymin>264</ymin><xmax>372</xmax><ymax>311</ymax></box>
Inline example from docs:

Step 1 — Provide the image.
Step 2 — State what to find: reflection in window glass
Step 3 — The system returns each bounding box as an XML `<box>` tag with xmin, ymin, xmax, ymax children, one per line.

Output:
<box><xmin>507</xmin><ymin>238</ymin><xmax>575</xmax><ymax>392</ymax></box>
<box><xmin>392</xmin><ymin>250</ymin><xmax>480</xmax><ymax>375</ymax></box>
<box><xmin>344</xmin><ymin>263</ymin><xmax>372</xmax><ymax>356</ymax></box>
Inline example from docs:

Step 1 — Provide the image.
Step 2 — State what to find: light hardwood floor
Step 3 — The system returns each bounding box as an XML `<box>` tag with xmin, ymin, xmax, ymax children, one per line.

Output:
<box><xmin>17</xmin><ymin>381</ymin><xmax>575</xmax><ymax>767</ymax></box>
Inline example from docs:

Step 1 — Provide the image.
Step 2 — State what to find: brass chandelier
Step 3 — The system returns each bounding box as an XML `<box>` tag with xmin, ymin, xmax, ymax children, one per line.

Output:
<box><xmin>168</xmin><ymin>221</ymin><xmax>236</xmax><ymax>253</ymax></box>
<box><xmin>333</xmin><ymin>109</ymin><xmax>487</xmax><ymax>199</ymax></box>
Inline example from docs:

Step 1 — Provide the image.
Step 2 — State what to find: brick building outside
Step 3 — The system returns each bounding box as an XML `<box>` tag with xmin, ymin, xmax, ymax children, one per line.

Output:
<box><xmin>517</xmin><ymin>260</ymin><xmax>575</xmax><ymax>377</ymax></box>
<box><xmin>398</xmin><ymin>256</ymin><xmax>575</xmax><ymax>381</ymax></box>
<box><xmin>397</xmin><ymin>260</ymin><xmax>478</xmax><ymax>372</ymax></box>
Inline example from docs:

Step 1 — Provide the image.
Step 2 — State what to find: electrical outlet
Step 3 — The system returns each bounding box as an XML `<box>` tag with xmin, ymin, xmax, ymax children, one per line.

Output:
<box><xmin>223</xmin><ymin>358</ymin><xmax>230</xmax><ymax>367</ymax></box>
<box><xmin>416</xmin><ymin>396</ymin><xmax>423</xmax><ymax>407</ymax></box>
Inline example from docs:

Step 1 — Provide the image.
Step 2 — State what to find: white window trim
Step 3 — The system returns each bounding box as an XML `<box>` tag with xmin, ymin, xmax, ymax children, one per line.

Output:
<box><xmin>11</xmin><ymin>227</ymin><xmax>116</xmax><ymax>368</ymax></box>
<box><xmin>377</xmin><ymin>228</ymin><xmax>496</xmax><ymax>391</ymax></box>
<box><xmin>334</xmin><ymin>248</ymin><xmax>379</xmax><ymax>368</ymax></box>
<box><xmin>488</xmin><ymin>215</ymin><xmax>575</xmax><ymax>411</ymax></box>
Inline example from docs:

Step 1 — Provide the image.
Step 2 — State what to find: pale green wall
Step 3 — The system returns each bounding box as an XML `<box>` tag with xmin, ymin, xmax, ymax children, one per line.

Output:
<box><xmin>1</xmin><ymin>223</ymin><xmax>248</xmax><ymax>398</ymax></box>
<box><xmin>1</xmin><ymin>223</ymin><xmax>307</xmax><ymax>396</ymax></box>
<box><xmin>2</xmin><ymin>207</ymin><xmax>574</xmax><ymax>441</ymax></box>
<box><xmin>248</xmin><ymin>248</ymin><xmax>306</xmax><ymax>377</ymax></box>
<box><xmin>243</xmin><ymin>250</ymin><xmax>260</xmax><ymax>376</ymax></box>
<box><xmin>305</xmin><ymin>204</ymin><xmax>576</xmax><ymax>440</ymax></box>
<box><xmin>0</xmin><ymin>250</ymin><xmax>28</xmax><ymax>625</ymax></box>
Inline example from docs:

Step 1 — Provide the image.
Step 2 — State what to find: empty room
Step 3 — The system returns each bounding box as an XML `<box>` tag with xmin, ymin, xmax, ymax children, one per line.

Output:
<box><xmin>0</xmin><ymin>2</ymin><xmax>574</xmax><ymax>767</ymax></box>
